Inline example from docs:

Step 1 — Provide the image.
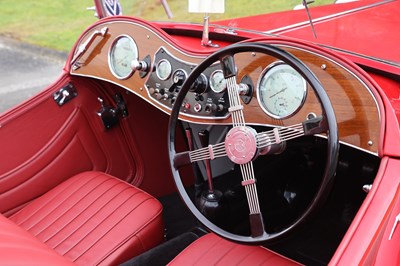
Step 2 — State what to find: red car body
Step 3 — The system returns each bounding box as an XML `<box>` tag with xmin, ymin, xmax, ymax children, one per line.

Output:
<box><xmin>1</xmin><ymin>0</ymin><xmax>399</xmax><ymax>265</ymax></box>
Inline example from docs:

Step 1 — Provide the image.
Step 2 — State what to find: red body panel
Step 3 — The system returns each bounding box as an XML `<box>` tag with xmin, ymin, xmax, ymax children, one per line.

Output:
<box><xmin>330</xmin><ymin>157</ymin><xmax>400</xmax><ymax>265</ymax></box>
<box><xmin>215</xmin><ymin>0</ymin><xmax>400</xmax><ymax>74</ymax></box>
<box><xmin>2</xmin><ymin>1</ymin><xmax>400</xmax><ymax>265</ymax></box>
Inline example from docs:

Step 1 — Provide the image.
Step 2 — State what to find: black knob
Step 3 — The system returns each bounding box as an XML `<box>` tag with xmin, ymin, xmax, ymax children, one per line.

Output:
<box><xmin>217</xmin><ymin>104</ymin><xmax>225</xmax><ymax>112</ymax></box>
<box><xmin>205</xmin><ymin>103</ymin><xmax>217</xmax><ymax>113</ymax></box>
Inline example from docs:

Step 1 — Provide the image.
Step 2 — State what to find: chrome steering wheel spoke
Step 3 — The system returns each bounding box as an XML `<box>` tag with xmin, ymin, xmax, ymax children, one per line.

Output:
<box><xmin>220</xmin><ymin>54</ymin><xmax>265</xmax><ymax>237</ymax></box>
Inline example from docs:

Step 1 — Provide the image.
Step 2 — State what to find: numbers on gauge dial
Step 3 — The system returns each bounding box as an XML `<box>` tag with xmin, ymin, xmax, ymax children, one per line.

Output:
<box><xmin>109</xmin><ymin>35</ymin><xmax>138</xmax><ymax>79</ymax></box>
<box><xmin>257</xmin><ymin>63</ymin><xmax>307</xmax><ymax>119</ymax></box>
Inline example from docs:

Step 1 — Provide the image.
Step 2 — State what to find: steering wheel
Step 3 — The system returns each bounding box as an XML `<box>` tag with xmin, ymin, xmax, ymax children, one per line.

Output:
<box><xmin>168</xmin><ymin>42</ymin><xmax>339</xmax><ymax>244</ymax></box>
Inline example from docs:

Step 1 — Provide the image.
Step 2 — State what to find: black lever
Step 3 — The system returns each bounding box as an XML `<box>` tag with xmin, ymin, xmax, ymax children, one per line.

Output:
<box><xmin>198</xmin><ymin>130</ymin><xmax>214</xmax><ymax>192</ymax></box>
<box><xmin>196</xmin><ymin>130</ymin><xmax>228</xmax><ymax>227</ymax></box>
<box><xmin>97</xmin><ymin>92</ymin><xmax>128</xmax><ymax>130</ymax></box>
<box><xmin>185</xmin><ymin>128</ymin><xmax>204</xmax><ymax>198</ymax></box>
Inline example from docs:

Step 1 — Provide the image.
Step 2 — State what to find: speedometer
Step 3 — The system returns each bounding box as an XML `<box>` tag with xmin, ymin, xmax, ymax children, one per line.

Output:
<box><xmin>210</xmin><ymin>70</ymin><xmax>227</xmax><ymax>93</ymax></box>
<box><xmin>257</xmin><ymin>62</ymin><xmax>307</xmax><ymax>119</ymax></box>
<box><xmin>109</xmin><ymin>35</ymin><xmax>138</xmax><ymax>79</ymax></box>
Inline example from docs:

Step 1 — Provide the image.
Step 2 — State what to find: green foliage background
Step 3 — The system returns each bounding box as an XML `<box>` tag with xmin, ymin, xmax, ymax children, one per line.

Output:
<box><xmin>0</xmin><ymin>0</ymin><xmax>333</xmax><ymax>52</ymax></box>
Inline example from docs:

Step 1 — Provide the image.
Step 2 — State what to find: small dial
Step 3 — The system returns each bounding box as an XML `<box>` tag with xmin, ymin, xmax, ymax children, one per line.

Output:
<box><xmin>210</xmin><ymin>70</ymin><xmax>227</xmax><ymax>93</ymax></box>
<box><xmin>108</xmin><ymin>35</ymin><xmax>138</xmax><ymax>79</ymax></box>
<box><xmin>190</xmin><ymin>73</ymin><xmax>208</xmax><ymax>94</ymax></box>
<box><xmin>257</xmin><ymin>62</ymin><xmax>307</xmax><ymax>119</ymax></box>
<box><xmin>156</xmin><ymin>59</ymin><xmax>172</xmax><ymax>80</ymax></box>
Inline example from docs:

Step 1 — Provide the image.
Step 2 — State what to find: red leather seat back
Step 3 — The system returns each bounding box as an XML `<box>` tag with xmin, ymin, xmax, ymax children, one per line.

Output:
<box><xmin>0</xmin><ymin>214</ymin><xmax>74</xmax><ymax>265</ymax></box>
<box><xmin>9</xmin><ymin>171</ymin><xmax>164</xmax><ymax>265</ymax></box>
<box><xmin>168</xmin><ymin>233</ymin><xmax>302</xmax><ymax>266</ymax></box>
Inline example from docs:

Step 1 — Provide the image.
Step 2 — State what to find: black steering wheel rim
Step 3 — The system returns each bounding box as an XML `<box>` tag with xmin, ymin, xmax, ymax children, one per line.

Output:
<box><xmin>168</xmin><ymin>42</ymin><xmax>339</xmax><ymax>244</ymax></box>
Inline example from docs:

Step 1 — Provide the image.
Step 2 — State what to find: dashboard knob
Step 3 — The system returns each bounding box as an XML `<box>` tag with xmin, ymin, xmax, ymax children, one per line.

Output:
<box><xmin>194</xmin><ymin>103</ymin><xmax>202</xmax><ymax>112</ymax></box>
<box><xmin>217</xmin><ymin>104</ymin><xmax>225</xmax><ymax>112</ymax></box>
<box><xmin>205</xmin><ymin>103</ymin><xmax>217</xmax><ymax>113</ymax></box>
<box><xmin>155</xmin><ymin>93</ymin><xmax>162</xmax><ymax>100</ymax></box>
<box><xmin>131</xmin><ymin>59</ymin><xmax>149</xmax><ymax>72</ymax></box>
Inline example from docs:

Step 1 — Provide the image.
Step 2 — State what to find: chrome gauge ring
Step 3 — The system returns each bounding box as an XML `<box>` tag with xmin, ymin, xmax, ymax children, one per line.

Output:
<box><xmin>108</xmin><ymin>35</ymin><xmax>138</xmax><ymax>79</ymax></box>
<box><xmin>257</xmin><ymin>62</ymin><xmax>307</xmax><ymax>119</ymax></box>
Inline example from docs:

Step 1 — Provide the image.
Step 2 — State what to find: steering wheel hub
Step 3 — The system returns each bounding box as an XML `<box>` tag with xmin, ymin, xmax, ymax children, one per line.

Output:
<box><xmin>224</xmin><ymin>126</ymin><xmax>257</xmax><ymax>164</ymax></box>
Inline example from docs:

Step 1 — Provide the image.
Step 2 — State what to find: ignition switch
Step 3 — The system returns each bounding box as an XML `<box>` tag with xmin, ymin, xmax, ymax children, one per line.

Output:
<box><xmin>169</xmin><ymin>69</ymin><xmax>187</xmax><ymax>93</ymax></box>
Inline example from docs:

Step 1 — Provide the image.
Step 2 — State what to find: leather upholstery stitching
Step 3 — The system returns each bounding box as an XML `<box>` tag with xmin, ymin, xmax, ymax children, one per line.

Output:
<box><xmin>39</xmin><ymin>181</ymin><xmax>127</xmax><ymax>243</ymax></box>
<box><xmin>236</xmin><ymin>247</ymin><xmax>259</xmax><ymax>265</ymax></box>
<box><xmin>213</xmin><ymin>237</ymin><xmax>236</xmax><ymax>265</ymax></box>
<box><xmin>10</xmin><ymin>172</ymin><xmax>102</xmax><ymax>226</ymax></box>
<box><xmin>95</xmin><ymin>201</ymin><xmax>163</xmax><ymax>265</ymax></box>
<box><xmin>61</xmin><ymin>189</ymin><xmax>145</xmax><ymax>259</ymax></box>
<box><xmin>18</xmin><ymin>173</ymin><xmax>106</xmax><ymax>232</ymax></box>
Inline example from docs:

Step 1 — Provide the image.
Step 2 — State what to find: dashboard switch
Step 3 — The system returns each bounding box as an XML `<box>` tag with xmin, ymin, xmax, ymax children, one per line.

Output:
<box><xmin>194</xmin><ymin>103</ymin><xmax>202</xmax><ymax>112</ymax></box>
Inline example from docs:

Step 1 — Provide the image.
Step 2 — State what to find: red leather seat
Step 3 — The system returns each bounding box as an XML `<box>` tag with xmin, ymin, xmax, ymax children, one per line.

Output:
<box><xmin>168</xmin><ymin>233</ymin><xmax>302</xmax><ymax>266</ymax></box>
<box><xmin>6</xmin><ymin>171</ymin><xmax>164</xmax><ymax>265</ymax></box>
<box><xmin>0</xmin><ymin>214</ymin><xmax>74</xmax><ymax>265</ymax></box>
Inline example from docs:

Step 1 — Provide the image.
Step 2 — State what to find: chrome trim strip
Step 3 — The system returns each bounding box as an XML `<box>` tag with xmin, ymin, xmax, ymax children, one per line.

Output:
<box><xmin>319</xmin><ymin>44</ymin><xmax>400</xmax><ymax>68</ymax></box>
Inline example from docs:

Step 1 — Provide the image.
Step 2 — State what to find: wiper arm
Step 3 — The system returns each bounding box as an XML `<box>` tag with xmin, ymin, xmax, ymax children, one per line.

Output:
<box><xmin>302</xmin><ymin>0</ymin><xmax>317</xmax><ymax>38</ymax></box>
<box><xmin>161</xmin><ymin>0</ymin><xmax>173</xmax><ymax>19</ymax></box>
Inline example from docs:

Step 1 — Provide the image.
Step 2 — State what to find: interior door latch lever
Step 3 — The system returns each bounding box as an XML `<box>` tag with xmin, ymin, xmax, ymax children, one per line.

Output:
<box><xmin>97</xmin><ymin>92</ymin><xmax>128</xmax><ymax>130</ymax></box>
<box><xmin>53</xmin><ymin>83</ymin><xmax>78</xmax><ymax>106</ymax></box>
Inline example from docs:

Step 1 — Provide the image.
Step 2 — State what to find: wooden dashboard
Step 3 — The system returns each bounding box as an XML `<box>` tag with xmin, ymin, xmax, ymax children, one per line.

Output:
<box><xmin>70</xmin><ymin>18</ymin><xmax>381</xmax><ymax>155</ymax></box>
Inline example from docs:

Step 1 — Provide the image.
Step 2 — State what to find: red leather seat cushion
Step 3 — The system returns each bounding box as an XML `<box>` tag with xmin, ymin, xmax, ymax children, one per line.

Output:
<box><xmin>9</xmin><ymin>171</ymin><xmax>164</xmax><ymax>265</ymax></box>
<box><xmin>168</xmin><ymin>233</ymin><xmax>302</xmax><ymax>266</ymax></box>
<box><xmin>0</xmin><ymin>214</ymin><xmax>74</xmax><ymax>265</ymax></box>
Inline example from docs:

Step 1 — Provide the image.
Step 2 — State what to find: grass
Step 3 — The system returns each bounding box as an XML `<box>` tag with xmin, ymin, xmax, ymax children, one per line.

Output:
<box><xmin>0</xmin><ymin>0</ymin><xmax>333</xmax><ymax>52</ymax></box>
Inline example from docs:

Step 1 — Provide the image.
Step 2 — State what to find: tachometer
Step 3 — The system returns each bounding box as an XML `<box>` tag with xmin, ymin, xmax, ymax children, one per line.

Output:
<box><xmin>257</xmin><ymin>62</ymin><xmax>307</xmax><ymax>119</ymax></box>
<box><xmin>108</xmin><ymin>35</ymin><xmax>138</xmax><ymax>79</ymax></box>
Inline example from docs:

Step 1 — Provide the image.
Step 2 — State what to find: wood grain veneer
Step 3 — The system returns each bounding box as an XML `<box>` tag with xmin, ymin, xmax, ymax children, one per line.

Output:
<box><xmin>71</xmin><ymin>20</ymin><xmax>381</xmax><ymax>154</ymax></box>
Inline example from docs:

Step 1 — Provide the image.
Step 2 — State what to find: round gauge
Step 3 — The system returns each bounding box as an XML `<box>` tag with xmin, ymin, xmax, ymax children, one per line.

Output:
<box><xmin>210</xmin><ymin>70</ymin><xmax>227</xmax><ymax>93</ymax></box>
<box><xmin>156</xmin><ymin>59</ymin><xmax>172</xmax><ymax>80</ymax></box>
<box><xmin>109</xmin><ymin>35</ymin><xmax>138</xmax><ymax>79</ymax></box>
<box><xmin>257</xmin><ymin>62</ymin><xmax>307</xmax><ymax>119</ymax></box>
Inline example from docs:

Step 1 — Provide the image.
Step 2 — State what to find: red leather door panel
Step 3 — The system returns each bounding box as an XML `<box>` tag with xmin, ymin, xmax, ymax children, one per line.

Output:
<box><xmin>0</xmin><ymin>73</ymin><xmax>140</xmax><ymax>215</ymax></box>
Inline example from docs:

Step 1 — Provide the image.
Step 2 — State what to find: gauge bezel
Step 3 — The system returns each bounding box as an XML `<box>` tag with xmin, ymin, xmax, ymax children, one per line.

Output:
<box><xmin>209</xmin><ymin>69</ymin><xmax>227</xmax><ymax>93</ymax></box>
<box><xmin>108</xmin><ymin>34</ymin><xmax>138</xmax><ymax>80</ymax></box>
<box><xmin>256</xmin><ymin>61</ymin><xmax>307</xmax><ymax>119</ymax></box>
<box><xmin>156</xmin><ymin>59</ymin><xmax>173</xmax><ymax>81</ymax></box>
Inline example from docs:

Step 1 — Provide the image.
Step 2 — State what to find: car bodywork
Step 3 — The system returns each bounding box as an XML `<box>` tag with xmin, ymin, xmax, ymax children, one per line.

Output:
<box><xmin>0</xmin><ymin>0</ymin><xmax>399</xmax><ymax>265</ymax></box>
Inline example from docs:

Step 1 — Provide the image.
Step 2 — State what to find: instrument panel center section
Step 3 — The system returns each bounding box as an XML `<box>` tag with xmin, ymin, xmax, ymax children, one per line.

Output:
<box><xmin>145</xmin><ymin>47</ymin><xmax>230</xmax><ymax>119</ymax></box>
